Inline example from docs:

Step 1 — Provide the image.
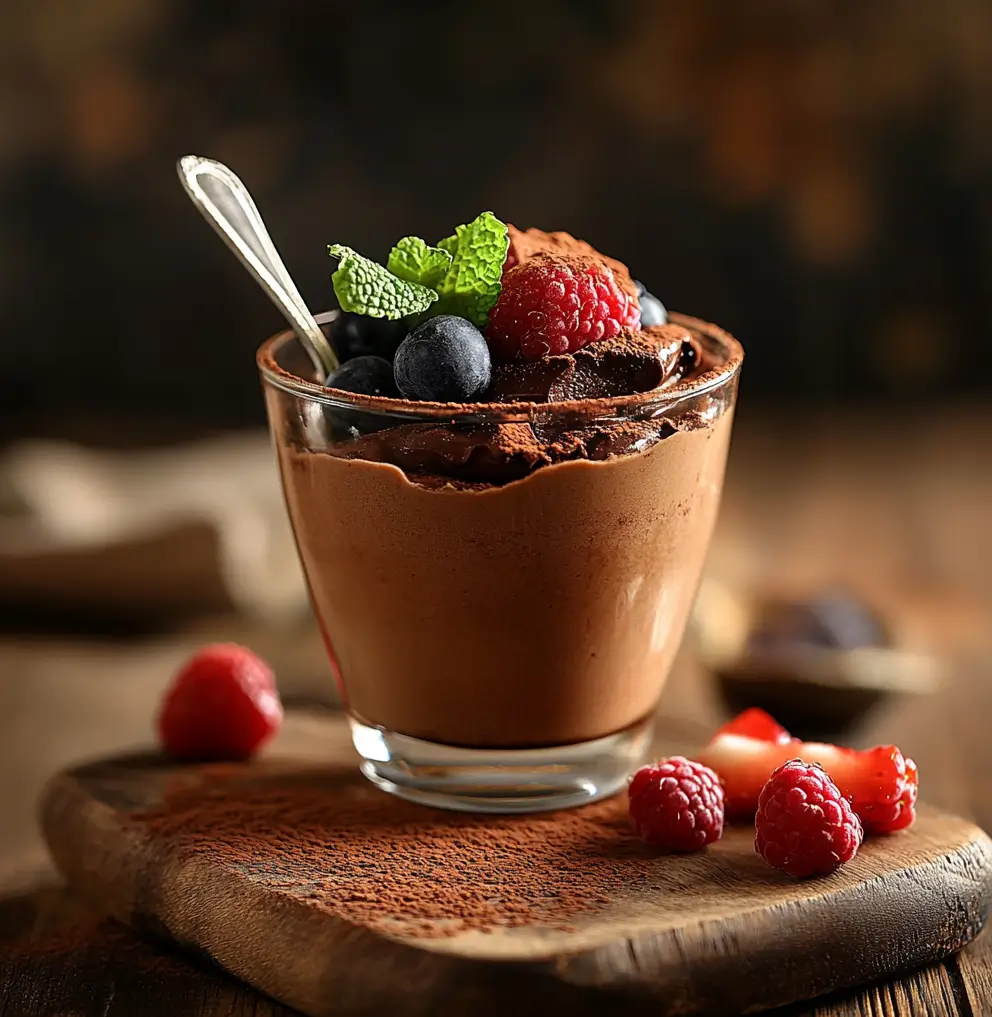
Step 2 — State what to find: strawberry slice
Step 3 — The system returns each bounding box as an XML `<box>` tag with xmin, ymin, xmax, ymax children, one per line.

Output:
<box><xmin>792</xmin><ymin>743</ymin><xmax>918</xmax><ymax>835</ymax></box>
<box><xmin>697</xmin><ymin>710</ymin><xmax>918</xmax><ymax>834</ymax></box>
<box><xmin>714</xmin><ymin>707</ymin><xmax>794</xmax><ymax>745</ymax></box>
<box><xmin>697</xmin><ymin>734</ymin><xmax>798</xmax><ymax>818</ymax></box>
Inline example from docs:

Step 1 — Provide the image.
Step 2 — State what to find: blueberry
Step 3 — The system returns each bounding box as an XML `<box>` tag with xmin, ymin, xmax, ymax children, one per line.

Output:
<box><xmin>322</xmin><ymin>356</ymin><xmax>398</xmax><ymax>438</ymax></box>
<box><xmin>329</xmin><ymin>313</ymin><xmax>407</xmax><ymax>362</ymax></box>
<box><xmin>634</xmin><ymin>279</ymin><xmax>646</xmax><ymax>298</ymax></box>
<box><xmin>325</xmin><ymin>356</ymin><xmax>399</xmax><ymax>397</ymax></box>
<box><xmin>393</xmin><ymin>315</ymin><xmax>491</xmax><ymax>402</ymax></box>
<box><xmin>638</xmin><ymin>289</ymin><xmax>668</xmax><ymax>328</ymax></box>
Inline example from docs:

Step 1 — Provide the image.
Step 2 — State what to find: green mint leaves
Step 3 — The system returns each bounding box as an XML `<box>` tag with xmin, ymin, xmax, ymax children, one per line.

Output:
<box><xmin>328</xmin><ymin>213</ymin><xmax>508</xmax><ymax>327</ymax></box>
<box><xmin>433</xmin><ymin>212</ymin><xmax>509</xmax><ymax>327</ymax></box>
<box><xmin>387</xmin><ymin>237</ymin><xmax>452</xmax><ymax>289</ymax></box>
<box><xmin>437</xmin><ymin>233</ymin><xmax>460</xmax><ymax>255</ymax></box>
<box><xmin>328</xmin><ymin>244</ymin><xmax>437</xmax><ymax>319</ymax></box>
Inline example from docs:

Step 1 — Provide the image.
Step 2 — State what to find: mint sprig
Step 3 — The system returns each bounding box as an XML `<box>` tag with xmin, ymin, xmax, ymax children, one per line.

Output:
<box><xmin>433</xmin><ymin>211</ymin><xmax>509</xmax><ymax>327</ymax></box>
<box><xmin>328</xmin><ymin>244</ymin><xmax>438</xmax><ymax>319</ymax></box>
<box><xmin>327</xmin><ymin>212</ymin><xmax>508</xmax><ymax>327</ymax></box>
<box><xmin>387</xmin><ymin>237</ymin><xmax>453</xmax><ymax>289</ymax></box>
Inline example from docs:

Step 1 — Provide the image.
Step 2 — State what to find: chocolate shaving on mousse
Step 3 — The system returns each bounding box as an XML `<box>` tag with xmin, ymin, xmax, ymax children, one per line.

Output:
<box><xmin>507</xmin><ymin>225</ymin><xmax>639</xmax><ymax>301</ymax></box>
<box><xmin>488</xmin><ymin>325</ymin><xmax>691</xmax><ymax>403</ymax></box>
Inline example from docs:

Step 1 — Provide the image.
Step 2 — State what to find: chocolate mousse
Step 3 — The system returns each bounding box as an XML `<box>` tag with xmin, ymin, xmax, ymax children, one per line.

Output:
<box><xmin>321</xmin><ymin>324</ymin><xmax>698</xmax><ymax>486</ymax></box>
<box><xmin>257</xmin><ymin>214</ymin><xmax>742</xmax><ymax>797</ymax></box>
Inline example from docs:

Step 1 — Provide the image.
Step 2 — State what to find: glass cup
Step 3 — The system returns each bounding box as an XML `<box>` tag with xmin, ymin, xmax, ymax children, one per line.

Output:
<box><xmin>258</xmin><ymin>312</ymin><xmax>742</xmax><ymax>812</ymax></box>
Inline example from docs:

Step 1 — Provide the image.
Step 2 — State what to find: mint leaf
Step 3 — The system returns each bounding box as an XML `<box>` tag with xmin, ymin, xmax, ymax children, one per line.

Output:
<box><xmin>437</xmin><ymin>233</ymin><xmax>459</xmax><ymax>255</ymax></box>
<box><xmin>328</xmin><ymin>244</ymin><xmax>437</xmax><ymax>319</ymax></box>
<box><xmin>387</xmin><ymin>236</ymin><xmax>452</xmax><ymax>289</ymax></box>
<box><xmin>433</xmin><ymin>212</ymin><xmax>509</xmax><ymax>327</ymax></box>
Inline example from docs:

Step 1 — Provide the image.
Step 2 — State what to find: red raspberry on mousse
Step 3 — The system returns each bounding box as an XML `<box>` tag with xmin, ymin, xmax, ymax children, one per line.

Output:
<box><xmin>487</xmin><ymin>253</ymin><xmax>641</xmax><ymax>361</ymax></box>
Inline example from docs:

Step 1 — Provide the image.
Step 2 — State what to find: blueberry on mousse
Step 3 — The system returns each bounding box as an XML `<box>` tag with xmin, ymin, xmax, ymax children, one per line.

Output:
<box><xmin>325</xmin><ymin>355</ymin><xmax>399</xmax><ymax>398</ymax></box>
<box><xmin>330</xmin><ymin>313</ymin><xmax>407</xmax><ymax>363</ymax></box>
<box><xmin>634</xmin><ymin>279</ymin><xmax>668</xmax><ymax>328</ymax></box>
<box><xmin>394</xmin><ymin>316</ymin><xmax>491</xmax><ymax>402</ymax></box>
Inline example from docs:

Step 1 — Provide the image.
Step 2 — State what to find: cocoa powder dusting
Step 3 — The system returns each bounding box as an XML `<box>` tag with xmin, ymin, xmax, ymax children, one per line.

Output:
<box><xmin>506</xmin><ymin>225</ymin><xmax>639</xmax><ymax>300</ymax></box>
<box><xmin>132</xmin><ymin>769</ymin><xmax>659</xmax><ymax>939</ymax></box>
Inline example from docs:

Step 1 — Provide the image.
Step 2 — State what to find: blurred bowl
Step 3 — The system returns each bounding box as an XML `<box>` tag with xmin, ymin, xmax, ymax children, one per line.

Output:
<box><xmin>691</xmin><ymin>580</ymin><xmax>941</xmax><ymax>739</ymax></box>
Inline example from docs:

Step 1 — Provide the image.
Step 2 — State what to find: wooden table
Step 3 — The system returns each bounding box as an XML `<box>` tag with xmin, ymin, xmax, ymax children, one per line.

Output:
<box><xmin>1</xmin><ymin>407</ymin><xmax>989</xmax><ymax>1016</ymax></box>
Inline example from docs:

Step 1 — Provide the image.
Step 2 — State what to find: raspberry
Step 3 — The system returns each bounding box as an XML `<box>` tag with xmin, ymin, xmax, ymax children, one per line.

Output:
<box><xmin>487</xmin><ymin>253</ymin><xmax>640</xmax><ymax>361</ymax></box>
<box><xmin>628</xmin><ymin>756</ymin><xmax>725</xmax><ymax>851</ymax></box>
<box><xmin>157</xmin><ymin>643</ymin><xmax>283</xmax><ymax>761</ymax></box>
<box><xmin>755</xmin><ymin>759</ymin><xmax>863</xmax><ymax>877</ymax></box>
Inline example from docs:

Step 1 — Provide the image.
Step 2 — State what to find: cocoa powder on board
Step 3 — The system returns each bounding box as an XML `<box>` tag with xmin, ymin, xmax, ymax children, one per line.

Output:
<box><xmin>131</xmin><ymin>768</ymin><xmax>660</xmax><ymax>939</ymax></box>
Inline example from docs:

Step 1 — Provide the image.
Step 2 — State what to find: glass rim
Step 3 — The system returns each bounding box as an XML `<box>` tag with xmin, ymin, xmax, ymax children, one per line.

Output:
<box><xmin>256</xmin><ymin>310</ymin><xmax>743</xmax><ymax>423</ymax></box>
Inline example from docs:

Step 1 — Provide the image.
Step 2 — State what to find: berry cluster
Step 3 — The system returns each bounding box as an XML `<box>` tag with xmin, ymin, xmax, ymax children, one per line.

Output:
<box><xmin>628</xmin><ymin>708</ymin><xmax>916</xmax><ymax>879</ymax></box>
<box><xmin>322</xmin><ymin>219</ymin><xmax>668</xmax><ymax>409</ymax></box>
<box><xmin>697</xmin><ymin>708</ymin><xmax>918</xmax><ymax>834</ymax></box>
<box><xmin>326</xmin><ymin>313</ymin><xmax>492</xmax><ymax>406</ymax></box>
<box><xmin>156</xmin><ymin>650</ymin><xmax>912</xmax><ymax>883</ymax></box>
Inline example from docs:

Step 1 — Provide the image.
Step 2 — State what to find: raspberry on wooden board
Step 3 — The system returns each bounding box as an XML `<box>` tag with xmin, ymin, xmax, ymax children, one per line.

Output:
<box><xmin>755</xmin><ymin>759</ymin><xmax>863</xmax><ymax>878</ymax></box>
<box><xmin>628</xmin><ymin>756</ymin><xmax>725</xmax><ymax>851</ymax></box>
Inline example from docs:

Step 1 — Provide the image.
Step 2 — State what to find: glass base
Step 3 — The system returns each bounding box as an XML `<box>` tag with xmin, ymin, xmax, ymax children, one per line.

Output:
<box><xmin>349</xmin><ymin>715</ymin><xmax>654</xmax><ymax>814</ymax></box>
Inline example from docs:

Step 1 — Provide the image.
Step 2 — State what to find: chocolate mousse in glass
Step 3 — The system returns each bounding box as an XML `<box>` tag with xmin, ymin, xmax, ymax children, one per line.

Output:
<box><xmin>257</xmin><ymin>225</ymin><xmax>743</xmax><ymax>812</ymax></box>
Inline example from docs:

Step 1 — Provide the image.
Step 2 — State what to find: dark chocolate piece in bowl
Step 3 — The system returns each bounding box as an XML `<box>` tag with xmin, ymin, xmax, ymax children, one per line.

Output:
<box><xmin>745</xmin><ymin>591</ymin><xmax>889</xmax><ymax>655</ymax></box>
<box><xmin>693</xmin><ymin>583</ymin><xmax>940</xmax><ymax>741</ymax></box>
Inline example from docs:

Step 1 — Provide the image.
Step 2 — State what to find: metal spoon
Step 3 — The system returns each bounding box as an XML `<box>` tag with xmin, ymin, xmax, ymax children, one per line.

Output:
<box><xmin>177</xmin><ymin>155</ymin><xmax>339</xmax><ymax>379</ymax></box>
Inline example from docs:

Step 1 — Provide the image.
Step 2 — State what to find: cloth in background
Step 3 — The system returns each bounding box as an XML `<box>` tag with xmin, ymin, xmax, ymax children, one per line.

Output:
<box><xmin>0</xmin><ymin>432</ymin><xmax>308</xmax><ymax>622</ymax></box>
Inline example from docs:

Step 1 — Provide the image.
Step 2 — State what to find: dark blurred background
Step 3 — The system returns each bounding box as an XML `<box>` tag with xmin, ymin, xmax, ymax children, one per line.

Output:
<box><xmin>1</xmin><ymin>0</ymin><xmax>991</xmax><ymax>440</ymax></box>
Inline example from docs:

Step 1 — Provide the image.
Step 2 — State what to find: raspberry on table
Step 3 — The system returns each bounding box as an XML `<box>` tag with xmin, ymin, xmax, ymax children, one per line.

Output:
<box><xmin>157</xmin><ymin>643</ymin><xmax>283</xmax><ymax>761</ymax></box>
<box><xmin>628</xmin><ymin>756</ymin><xmax>725</xmax><ymax>851</ymax></box>
<box><xmin>755</xmin><ymin>759</ymin><xmax>863</xmax><ymax>878</ymax></box>
<box><xmin>487</xmin><ymin>253</ymin><xmax>641</xmax><ymax>361</ymax></box>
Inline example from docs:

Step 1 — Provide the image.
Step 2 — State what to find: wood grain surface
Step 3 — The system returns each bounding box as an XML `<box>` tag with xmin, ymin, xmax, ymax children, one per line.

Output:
<box><xmin>1</xmin><ymin>408</ymin><xmax>990</xmax><ymax>1016</ymax></box>
<box><xmin>38</xmin><ymin>716</ymin><xmax>992</xmax><ymax>1017</ymax></box>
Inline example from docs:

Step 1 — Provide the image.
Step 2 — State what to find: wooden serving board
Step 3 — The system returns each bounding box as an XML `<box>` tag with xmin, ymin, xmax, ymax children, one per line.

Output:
<box><xmin>40</xmin><ymin>713</ymin><xmax>992</xmax><ymax>1017</ymax></box>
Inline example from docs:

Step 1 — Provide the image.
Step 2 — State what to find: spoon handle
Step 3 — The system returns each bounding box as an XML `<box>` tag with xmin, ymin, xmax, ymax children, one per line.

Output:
<box><xmin>177</xmin><ymin>155</ymin><xmax>338</xmax><ymax>379</ymax></box>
